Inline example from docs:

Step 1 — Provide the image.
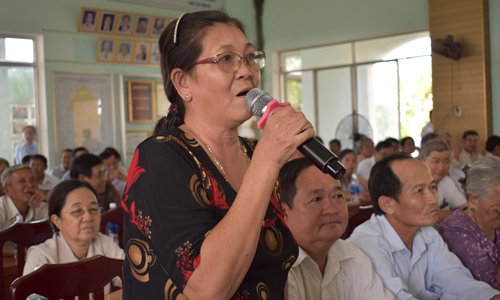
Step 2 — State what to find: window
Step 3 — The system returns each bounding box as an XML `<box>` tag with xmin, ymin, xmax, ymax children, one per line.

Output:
<box><xmin>279</xmin><ymin>31</ymin><xmax>432</xmax><ymax>150</ymax></box>
<box><xmin>0</xmin><ymin>36</ymin><xmax>39</xmax><ymax>165</ymax></box>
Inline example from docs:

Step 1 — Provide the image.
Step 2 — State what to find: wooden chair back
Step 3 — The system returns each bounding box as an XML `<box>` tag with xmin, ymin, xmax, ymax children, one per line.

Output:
<box><xmin>0</xmin><ymin>220</ymin><xmax>53</xmax><ymax>300</ymax></box>
<box><xmin>10</xmin><ymin>255</ymin><xmax>124</xmax><ymax>300</ymax></box>
<box><xmin>99</xmin><ymin>207</ymin><xmax>124</xmax><ymax>248</ymax></box>
<box><xmin>341</xmin><ymin>204</ymin><xmax>374</xmax><ymax>240</ymax></box>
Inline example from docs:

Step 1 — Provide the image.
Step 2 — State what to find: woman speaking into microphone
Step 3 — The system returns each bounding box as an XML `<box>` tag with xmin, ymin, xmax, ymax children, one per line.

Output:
<box><xmin>122</xmin><ymin>10</ymin><xmax>314</xmax><ymax>300</ymax></box>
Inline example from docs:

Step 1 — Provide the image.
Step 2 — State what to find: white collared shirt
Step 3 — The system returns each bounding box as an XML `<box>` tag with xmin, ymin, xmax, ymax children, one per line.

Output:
<box><xmin>0</xmin><ymin>195</ymin><xmax>49</xmax><ymax>230</ymax></box>
<box><xmin>288</xmin><ymin>240</ymin><xmax>395</xmax><ymax>300</ymax></box>
<box><xmin>348</xmin><ymin>214</ymin><xmax>500</xmax><ymax>300</ymax></box>
<box><xmin>437</xmin><ymin>175</ymin><xmax>466</xmax><ymax>210</ymax></box>
<box><xmin>39</xmin><ymin>173</ymin><xmax>61</xmax><ymax>191</ymax></box>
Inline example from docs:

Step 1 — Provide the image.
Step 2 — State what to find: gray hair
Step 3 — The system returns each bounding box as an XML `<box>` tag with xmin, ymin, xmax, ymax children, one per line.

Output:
<box><xmin>420</xmin><ymin>140</ymin><xmax>450</xmax><ymax>160</ymax></box>
<box><xmin>1</xmin><ymin>165</ymin><xmax>35</xmax><ymax>187</ymax></box>
<box><xmin>356</xmin><ymin>136</ymin><xmax>372</xmax><ymax>151</ymax></box>
<box><xmin>463</xmin><ymin>156</ymin><xmax>500</xmax><ymax>200</ymax></box>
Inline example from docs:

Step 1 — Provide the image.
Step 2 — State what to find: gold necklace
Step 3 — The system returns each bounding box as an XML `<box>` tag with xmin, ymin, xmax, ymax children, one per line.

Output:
<box><xmin>206</xmin><ymin>139</ymin><xmax>250</xmax><ymax>186</ymax></box>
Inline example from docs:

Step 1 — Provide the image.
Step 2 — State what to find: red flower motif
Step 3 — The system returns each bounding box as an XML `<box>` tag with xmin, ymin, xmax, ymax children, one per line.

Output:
<box><xmin>175</xmin><ymin>241</ymin><xmax>201</xmax><ymax>287</ymax></box>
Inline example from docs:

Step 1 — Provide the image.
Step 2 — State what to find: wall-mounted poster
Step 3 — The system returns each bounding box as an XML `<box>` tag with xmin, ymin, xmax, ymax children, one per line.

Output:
<box><xmin>128</xmin><ymin>81</ymin><xmax>156</xmax><ymax>123</ymax></box>
<box><xmin>52</xmin><ymin>72</ymin><xmax>115</xmax><ymax>155</ymax></box>
<box><xmin>12</xmin><ymin>107</ymin><xmax>28</xmax><ymax>119</ymax></box>
<box><xmin>79</xmin><ymin>8</ymin><xmax>98</xmax><ymax>32</ymax></box>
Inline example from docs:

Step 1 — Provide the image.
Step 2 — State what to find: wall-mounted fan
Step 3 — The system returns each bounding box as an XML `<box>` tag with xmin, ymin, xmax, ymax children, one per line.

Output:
<box><xmin>335</xmin><ymin>113</ymin><xmax>373</xmax><ymax>152</ymax></box>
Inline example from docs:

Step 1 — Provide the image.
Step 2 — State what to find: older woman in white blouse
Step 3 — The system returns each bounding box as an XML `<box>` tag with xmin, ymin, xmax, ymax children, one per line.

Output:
<box><xmin>23</xmin><ymin>180</ymin><xmax>124</xmax><ymax>299</ymax></box>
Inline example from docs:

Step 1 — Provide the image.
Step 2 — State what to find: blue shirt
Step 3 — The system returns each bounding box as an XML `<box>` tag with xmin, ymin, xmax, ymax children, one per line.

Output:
<box><xmin>348</xmin><ymin>214</ymin><xmax>500</xmax><ymax>300</ymax></box>
<box><xmin>14</xmin><ymin>141</ymin><xmax>37</xmax><ymax>165</ymax></box>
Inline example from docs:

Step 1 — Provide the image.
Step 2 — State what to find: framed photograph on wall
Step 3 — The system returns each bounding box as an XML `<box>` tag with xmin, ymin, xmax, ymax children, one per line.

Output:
<box><xmin>97</xmin><ymin>39</ymin><xmax>116</xmax><ymax>62</ymax></box>
<box><xmin>116</xmin><ymin>13</ymin><xmax>134</xmax><ymax>35</ymax></box>
<box><xmin>79</xmin><ymin>8</ymin><xmax>98</xmax><ymax>32</ymax></box>
<box><xmin>150</xmin><ymin>43</ymin><xmax>160</xmax><ymax>64</ymax></box>
<box><xmin>52</xmin><ymin>72</ymin><xmax>115</xmax><ymax>155</ymax></box>
<box><xmin>12</xmin><ymin>107</ymin><xmax>28</xmax><ymax>119</ymax></box>
<box><xmin>98</xmin><ymin>11</ymin><xmax>117</xmax><ymax>33</ymax></box>
<box><xmin>150</xmin><ymin>17</ymin><xmax>167</xmax><ymax>37</ymax></box>
<box><xmin>125</xmin><ymin>130</ymin><xmax>150</xmax><ymax>154</ymax></box>
<box><xmin>127</xmin><ymin>80</ymin><xmax>156</xmax><ymax>123</ymax></box>
<box><xmin>116</xmin><ymin>41</ymin><xmax>133</xmax><ymax>63</ymax></box>
<box><xmin>133</xmin><ymin>42</ymin><xmax>150</xmax><ymax>64</ymax></box>
<box><xmin>134</xmin><ymin>16</ymin><xmax>151</xmax><ymax>36</ymax></box>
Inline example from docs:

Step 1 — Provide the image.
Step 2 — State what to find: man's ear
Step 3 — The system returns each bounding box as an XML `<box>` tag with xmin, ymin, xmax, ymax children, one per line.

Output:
<box><xmin>281</xmin><ymin>203</ymin><xmax>291</xmax><ymax>222</ymax></box>
<box><xmin>78</xmin><ymin>174</ymin><xmax>87</xmax><ymax>182</ymax></box>
<box><xmin>170</xmin><ymin>68</ymin><xmax>192</xmax><ymax>102</ymax></box>
<box><xmin>378</xmin><ymin>195</ymin><xmax>396</xmax><ymax>215</ymax></box>
<box><xmin>3</xmin><ymin>185</ymin><xmax>11</xmax><ymax>197</ymax></box>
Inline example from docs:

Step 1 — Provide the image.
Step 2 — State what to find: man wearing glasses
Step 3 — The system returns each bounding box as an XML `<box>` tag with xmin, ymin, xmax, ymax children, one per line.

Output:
<box><xmin>70</xmin><ymin>153</ymin><xmax>121</xmax><ymax>212</ymax></box>
<box><xmin>0</xmin><ymin>165</ymin><xmax>48</xmax><ymax>230</ymax></box>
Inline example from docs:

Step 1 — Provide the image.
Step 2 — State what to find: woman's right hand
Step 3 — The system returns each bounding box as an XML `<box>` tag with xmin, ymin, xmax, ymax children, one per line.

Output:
<box><xmin>253</xmin><ymin>105</ymin><xmax>315</xmax><ymax>169</ymax></box>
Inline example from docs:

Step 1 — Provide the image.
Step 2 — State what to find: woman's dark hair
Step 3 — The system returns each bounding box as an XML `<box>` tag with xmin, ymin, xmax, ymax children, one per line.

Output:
<box><xmin>368</xmin><ymin>153</ymin><xmax>413</xmax><ymax>215</ymax></box>
<box><xmin>338</xmin><ymin>149</ymin><xmax>355</xmax><ymax>161</ymax></box>
<box><xmin>278</xmin><ymin>158</ymin><xmax>314</xmax><ymax>209</ymax></box>
<box><xmin>48</xmin><ymin>180</ymin><xmax>98</xmax><ymax>232</ymax></box>
<box><xmin>154</xmin><ymin>11</ymin><xmax>246</xmax><ymax>134</ymax></box>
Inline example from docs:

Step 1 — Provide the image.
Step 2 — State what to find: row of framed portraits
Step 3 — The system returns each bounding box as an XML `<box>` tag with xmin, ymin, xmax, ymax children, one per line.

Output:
<box><xmin>97</xmin><ymin>38</ymin><xmax>160</xmax><ymax>65</ymax></box>
<box><xmin>78</xmin><ymin>7</ymin><xmax>175</xmax><ymax>38</ymax></box>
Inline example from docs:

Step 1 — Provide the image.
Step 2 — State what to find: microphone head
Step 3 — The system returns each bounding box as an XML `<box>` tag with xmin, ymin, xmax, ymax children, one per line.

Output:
<box><xmin>244</xmin><ymin>88</ymin><xmax>274</xmax><ymax>118</ymax></box>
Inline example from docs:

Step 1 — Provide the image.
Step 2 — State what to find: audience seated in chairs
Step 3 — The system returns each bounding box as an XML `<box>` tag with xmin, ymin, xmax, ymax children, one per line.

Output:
<box><xmin>29</xmin><ymin>154</ymin><xmax>61</xmax><ymax>192</ymax></box>
<box><xmin>453</xmin><ymin>130</ymin><xmax>486</xmax><ymax>168</ymax></box>
<box><xmin>328</xmin><ymin>139</ymin><xmax>341</xmax><ymax>156</ymax></box>
<box><xmin>486</xmin><ymin>135</ymin><xmax>500</xmax><ymax>157</ymax></box>
<box><xmin>0</xmin><ymin>158</ymin><xmax>10</xmax><ymax>197</ymax></box>
<box><xmin>420</xmin><ymin>140</ymin><xmax>467</xmax><ymax>223</ymax></box>
<box><xmin>386</xmin><ymin>137</ymin><xmax>400</xmax><ymax>153</ymax></box>
<box><xmin>70</xmin><ymin>153</ymin><xmax>121</xmax><ymax>212</ymax></box>
<box><xmin>439</xmin><ymin>156</ymin><xmax>500</xmax><ymax>290</ymax></box>
<box><xmin>50</xmin><ymin>149</ymin><xmax>72</xmax><ymax>179</ymax></box>
<box><xmin>348</xmin><ymin>153</ymin><xmax>500</xmax><ymax>299</ymax></box>
<box><xmin>400</xmin><ymin>136</ymin><xmax>417</xmax><ymax>154</ymax></box>
<box><xmin>338</xmin><ymin>149</ymin><xmax>370</xmax><ymax>198</ymax></box>
<box><xmin>356</xmin><ymin>141</ymin><xmax>393</xmax><ymax>184</ymax></box>
<box><xmin>23</xmin><ymin>180</ymin><xmax>124</xmax><ymax>300</ymax></box>
<box><xmin>0</xmin><ymin>165</ymin><xmax>47</xmax><ymax>230</ymax></box>
<box><xmin>61</xmin><ymin>147</ymin><xmax>88</xmax><ymax>181</ymax></box>
<box><xmin>279</xmin><ymin>158</ymin><xmax>394</xmax><ymax>300</ymax></box>
<box><xmin>99</xmin><ymin>148</ymin><xmax>127</xmax><ymax>195</ymax></box>
<box><xmin>356</xmin><ymin>136</ymin><xmax>374</xmax><ymax>162</ymax></box>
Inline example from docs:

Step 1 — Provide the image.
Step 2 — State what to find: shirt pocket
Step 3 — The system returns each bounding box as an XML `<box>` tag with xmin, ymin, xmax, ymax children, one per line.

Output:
<box><xmin>424</xmin><ymin>289</ymin><xmax>441</xmax><ymax>300</ymax></box>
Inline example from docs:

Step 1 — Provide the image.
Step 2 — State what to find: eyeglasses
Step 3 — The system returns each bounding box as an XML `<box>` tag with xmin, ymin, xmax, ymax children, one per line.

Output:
<box><xmin>91</xmin><ymin>171</ymin><xmax>105</xmax><ymax>179</ymax></box>
<box><xmin>192</xmin><ymin>51</ymin><xmax>266</xmax><ymax>73</ymax></box>
<box><xmin>61</xmin><ymin>207</ymin><xmax>102</xmax><ymax>218</ymax></box>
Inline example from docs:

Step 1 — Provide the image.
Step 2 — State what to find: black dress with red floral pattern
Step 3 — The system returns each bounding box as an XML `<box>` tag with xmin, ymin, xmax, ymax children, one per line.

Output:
<box><xmin>122</xmin><ymin>127</ymin><xmax>298</xmax><ymax>300</ymax></box>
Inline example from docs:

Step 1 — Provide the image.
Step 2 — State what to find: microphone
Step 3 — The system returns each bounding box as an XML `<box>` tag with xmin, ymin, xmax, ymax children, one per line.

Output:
<box><xmin>245</xmin><ymin>88</ymin><xmax>346</xmax><ymax>180</ymax></box>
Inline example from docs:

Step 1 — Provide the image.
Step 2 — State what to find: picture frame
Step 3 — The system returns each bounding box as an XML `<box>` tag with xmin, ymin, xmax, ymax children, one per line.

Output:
<box><xmin>133</xmin><ymin>42</ymin><xmax>150</xmax><ymax>64</ymax></box>
<box><xmin>125</xmin><ymin>130</ymin><xmax>150</xmax><ymax>154</ymax></box>
<box><xmin>116</xmin><ymin>13</ymin><xmax>134</xmax><ymax>35</ymax></box>
<box><xmin>79</xmin><ymin>8</ymin><xmax>98</xmax><ymax>32</ymax></box>
<box><xmin>97</xmin><ymin>39</ymin><xmax>116</xmax><ymax>62</ymax></box>
<box><xmin>134</xmin><ymin>15</ymin><xmax>151</xmax><ymax>36</ymax></box>
<box><xmin>127</xmin><ymin>80</ymin><xmax>156</xmax><ymax>123</ymax></box>
<box><xmin>12</xmin><ymin>106</ymin><xmax>28</xmax><ymax>119</ymax></box>
<box><xmin>156</xmin><ymin>82</ymin><xmax>170</xmax><ymax>117</ymax></box>
<box><xmin>98</xmin><ymin>11</ymin><xmax>117</xmax><ymax>33</ymax></box>
<box><xmin>52</xmin><ymin>72</ymin><xmax>115</xmax><ymax>155</ymax></box>
<box><xmin>149</xmin><ymin>43</ymin><xmax>160</xmax><ymax>64</ymax></box>
<box><xmin>150</xmin><ymin>17</ymin><xmax>167</xmax><ymax>37</ymax></box>
<box><xmin>116</xmin><ymin>40</ymin><xmax>133</xmax><ymax>63</ymax></box>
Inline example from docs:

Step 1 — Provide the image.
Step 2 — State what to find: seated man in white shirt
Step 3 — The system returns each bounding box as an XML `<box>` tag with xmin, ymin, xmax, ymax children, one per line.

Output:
<box><xmin>356</xmin><ymin>141</ymin><xmax>393</xmax><ymax>190</ymax></box>
<box><xmin>50</xmin><ymin>149</ymin><xmax>72</xmax><ymax>179</ymax></box>
<box><xmin>0</xmin><ymin>165</ymin><xmax>48</xmax><ymax>230</ymax></box>
<box><xmin>61</xmin><ymin>147</ymin><xmax>88</xmax><ymax>181</ymax></box>
<box><xmin>99</xmin><ymin>147</ymin><xmax>127</xmax><ymax>195</ymax></box>
<box><xmin>420</xmin><ymin>140</ymin><xmax>466</xmax><ymax>222</ymax></box>
<box><xmin>452</xmin><ymin>130</ymin><xmax>486</xmax><ymax>168</ymax></box>
<box><xmin>348</xmin><ymin>153</ymin><xmax>500</xmax><ymax>300</ymax></box>
<box><xmin>279</xmin><ymin>157</ymin><xmax>395</xmax><ymax>300</ymax></box>
<box><xmin>30</xmin><ymin>154</ymin><xmax>61</xmax><ymax>192</ymax></box>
